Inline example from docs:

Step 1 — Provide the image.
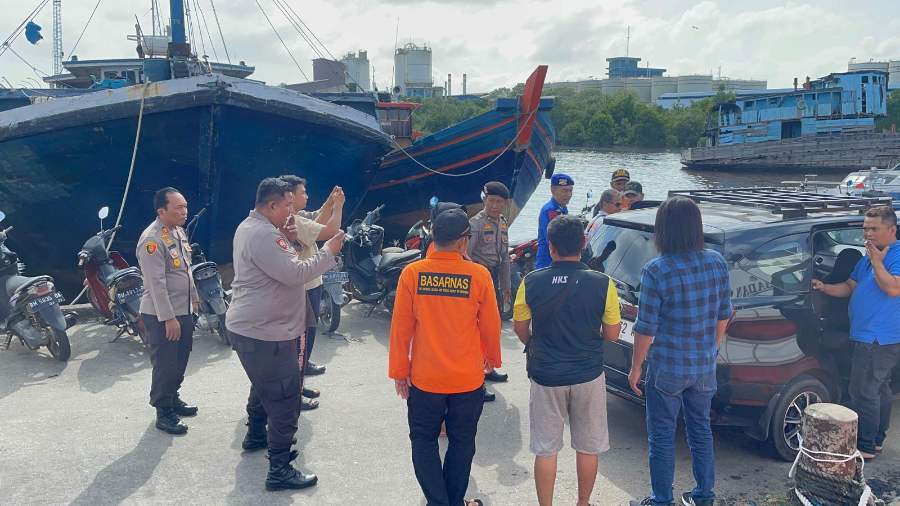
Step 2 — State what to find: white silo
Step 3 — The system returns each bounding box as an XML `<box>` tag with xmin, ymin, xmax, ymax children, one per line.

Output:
<box><xmin>394</xmin><ymin>43</ymin><xmax>433</xmax><ymax>97</ymax></box>
<box><xmin>341</xmin><ymin>50</ymin><xmax>371</xmax><ymax>92</ymax></box>
<box><xmin>624</xmin><ymin>78</ymin><xmax>652</xmax><ymax>102</ymax></box>
<box><xmin>651</xmin><ymin>77</ymin><xmax>678</xmax><ymax>102</ymax></box>
<box><xmin>888</xmin><ymin>60</ymin><xmax>900</xmax><ymax>90</ymax></box>
<box><xmin>677</xmin><ymin>75</ymin><xmax>713</xmax><ymax>93</ymax></box>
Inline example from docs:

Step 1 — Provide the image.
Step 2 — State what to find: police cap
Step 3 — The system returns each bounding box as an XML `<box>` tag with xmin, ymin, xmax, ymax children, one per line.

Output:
<box><xmin>432</xmin><ymin>209</ymin><xmax>471</xmax><ymax>243</ymax></box>
<box><xmin>623</xmin><ymin>181</ymin><xmax>643</xmax><ymax>196</ymax></box>
<box><xmin>550</xmin><ymin>173</ymin><xmax>574</xmax><ymax>187</ymax></box>
<box><xmin>482</xmin><ymin>181</ymin><xmax>510</xmax><ymax>199</ymax></box>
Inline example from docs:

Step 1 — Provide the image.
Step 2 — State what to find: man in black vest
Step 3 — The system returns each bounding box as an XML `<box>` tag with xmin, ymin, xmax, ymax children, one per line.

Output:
<box><xmin>513</xmin><ymin>214</ymin><xmax>622</xmax><ymax>506</ymax></box>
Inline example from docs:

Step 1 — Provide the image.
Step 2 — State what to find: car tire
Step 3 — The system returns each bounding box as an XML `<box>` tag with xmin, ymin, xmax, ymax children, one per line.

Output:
<box><xmin>768</xmin><ymin>376</ymin><xmax>830</xmax><ymax>461</ymax></box>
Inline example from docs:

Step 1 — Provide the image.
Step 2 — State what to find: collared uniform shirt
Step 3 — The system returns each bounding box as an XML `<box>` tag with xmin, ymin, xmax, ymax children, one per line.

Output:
<box><xmin>225</xmin><ymin>210</ymin><xmax>336</xmax><ymax>341</ymax></box>
<box><xmin>136</xmin><ymin>218</ymin><xmax>197</xmax><ymax>322</ymax></box>
<box><xmin>467</xmin><ymin>210</ymin><xmax>511</xmax><ymax>292</ymax></box>
<box><xmin>388</xmin><ymin>251</ymin><xmax>502</xmax><ymax>394</ymax></box>
<box><xmin>849</xmin><ymin>246</ymin><xmax>900</xmax><ymax>345</ymax></box>
<box><xmin>634</xmin><ymin>250</ymin><xmax>733</xmax><ymax>378</ymax></box>
<box><xmin>292</xmin><ymin>209</ymin><xmax>326</xmax><ymax>290</ymax></box>
<box><xmin>536</xmin><ymin>198</ymin><xmax>567</xmax><ymax>269</ymax></box>
<box><xmin>585</xmin><ymin>211</ymin><xmax>608</xmax><ymax>244</ymax></box>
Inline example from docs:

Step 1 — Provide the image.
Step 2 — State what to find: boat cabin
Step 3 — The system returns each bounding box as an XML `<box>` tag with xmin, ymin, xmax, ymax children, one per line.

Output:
<box><xmin>376</xmin><ymin>102</ymin><xmax>420</xmax><ymax>147</ymax></box>
<box><xmin>43</xmin><ymin>57</ymin><xmax>254</xmax><ymax>89</ymax></box>
<box><xmin>708</xmin><ymin>70</ymin><xmax>888</xmax><ymax>146</ymax></box>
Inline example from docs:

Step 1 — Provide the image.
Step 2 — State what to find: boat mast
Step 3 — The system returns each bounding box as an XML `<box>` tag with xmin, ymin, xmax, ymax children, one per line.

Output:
<box><xmin>168</xmin><ymin>0</ymin><xmax>190</xmax><ymax>58</ymax></box>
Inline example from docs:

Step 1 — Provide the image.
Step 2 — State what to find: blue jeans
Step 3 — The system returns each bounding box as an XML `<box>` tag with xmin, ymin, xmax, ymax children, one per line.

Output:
<box><xmin>645</xmin><ymin>365</ymin><xmax>717</xmax><ymax>505</ymax></box>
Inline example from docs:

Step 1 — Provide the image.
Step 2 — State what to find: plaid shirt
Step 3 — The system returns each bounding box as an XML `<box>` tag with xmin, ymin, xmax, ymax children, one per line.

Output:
<box><xmin>633</xmin><ymin>250</ymin><xmax>732</xmax><ymax>378</ymax></box>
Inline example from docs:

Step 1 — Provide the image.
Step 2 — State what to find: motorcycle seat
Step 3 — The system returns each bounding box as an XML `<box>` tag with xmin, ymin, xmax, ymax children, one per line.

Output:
<box><xmin>378</xmin><ymin>249</ymin><xmax>421</xmax><ymax>270</ymax></box>
<box><xmin>105</xmin><ymin>266</ymin><xmax>141</xmax><ymax>286</ymax></box>
<box><xmin>5</xmin><ymin>275</ymin><xmax>53</xmax><ymax>297</ymax></box>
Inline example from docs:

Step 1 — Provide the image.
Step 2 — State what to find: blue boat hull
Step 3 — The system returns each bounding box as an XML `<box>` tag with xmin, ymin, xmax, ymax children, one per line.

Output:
<box><xmin>362</xmin><ymin>97</ymin><xmax>556</xmax><ymax>239</ymax></box>
<box><xmin>0</xmin><ymin>76</ymin><xmax>391</xmax><ymax>296</ymax></box>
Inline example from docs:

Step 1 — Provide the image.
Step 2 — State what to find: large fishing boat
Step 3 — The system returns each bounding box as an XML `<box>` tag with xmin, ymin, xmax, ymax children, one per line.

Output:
<box><xmin>682</xmin><ymin>70</ymin><xmax>900</xmax><ymax>172</ymax></box>
<box><xmin>0</xmin><ymin>1</ymin><xmax>391</xmax><ymax>295</ymax></box>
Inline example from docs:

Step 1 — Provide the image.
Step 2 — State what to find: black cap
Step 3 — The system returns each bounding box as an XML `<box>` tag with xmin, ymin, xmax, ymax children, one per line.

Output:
<box><xmin>430</xmin><ymin>201</ymin><xmax>464</xmax><ymax>223</ymax></box>
<box><xmin>483</xmin><ymin>181</ymin><xmax>510</xmax><ymax>199</ymax></box>
<box><xmin>623</xmin><ymin>181</ymin><xmax>643</xmax><ymax>196</ymax></box>
<box><xmin>432</xmin><ymin>209</ymin><xmax>471</xmax><ymax>243</ymax></box>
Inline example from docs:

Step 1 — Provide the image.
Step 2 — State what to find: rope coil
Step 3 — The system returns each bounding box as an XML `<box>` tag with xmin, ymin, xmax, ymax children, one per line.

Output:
<box><xmin>789</xmin><ymin>434</ymin><xmax>873</xmax><ymax>506</ymax></box>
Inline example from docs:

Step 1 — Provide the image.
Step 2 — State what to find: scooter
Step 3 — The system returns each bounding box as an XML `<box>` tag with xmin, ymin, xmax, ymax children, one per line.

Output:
<box><xmin>0</xmin><ymin>211</ymin><xmax>74</xmax><ymax>361</ymax></box>
<box><xmin>318</xmin><ymin>258</ymin><xmax>349</xmax><ymax>334</ymax></box>
<box><xmin>343</xmin><ymin>204</ymin><xmax>421</xmax><ymax>312</ymax></box>
<box><xmin>77</xmin><ymin>206</ymin><xmax>147</xmax><ymax>344</ymax></box>
<box><xmin>185</xmin><ymin>208</ymin><xmax>230</xmax><ymax>344</ymax></box>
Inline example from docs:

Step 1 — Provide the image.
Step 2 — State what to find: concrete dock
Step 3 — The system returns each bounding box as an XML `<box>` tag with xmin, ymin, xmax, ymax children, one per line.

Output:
<box><xmin>0</xmin><ymin>302</ymin><xmax>897</xmax><ymax>505</ymax></box>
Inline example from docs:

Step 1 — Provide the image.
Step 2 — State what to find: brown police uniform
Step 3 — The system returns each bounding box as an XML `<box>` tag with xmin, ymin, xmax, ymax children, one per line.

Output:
<box><xmin>467</xmin><ymin>210</ymin><xmax>511</xmax><ymax>295</ymax></box>
<box><xmin>136</xmin><ymin>218</ymin><xmax>198</xmax><ymax>410</ymax></box>
<box><xmin>225</xmin><ymin>209</ymin><xmax>336</xmax><ymax>453</ymax></box>
<box><xmin>292</xmin><ymin>210</ymin><xmax>326</xmax><ymax>377</ymax></box>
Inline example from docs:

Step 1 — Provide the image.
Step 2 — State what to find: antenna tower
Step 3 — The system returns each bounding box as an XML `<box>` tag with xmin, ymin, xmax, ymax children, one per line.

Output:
<box><xmin>625</xmin><ymin>25</ymin><xmax>630</xmax><ymax>57</ymax></box>
<box><xmin>52</xmin><ymin>0</ymin><xmax>63</xmax><ymax>76</ymax></box>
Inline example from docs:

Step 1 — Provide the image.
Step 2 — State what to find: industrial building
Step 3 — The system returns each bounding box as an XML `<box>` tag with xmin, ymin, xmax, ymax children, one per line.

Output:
<box><xmin>847</xmin><ymin>59</ymin><xmax>900</xmax><ymax>90</ymax></box>
<box><xmin>544</xmin><ymin>54</ymin><xmax>767</xmax><ymax>106</ymax></box>
<box><xmin>394</xmin><ymin>43</ymin><xmax>436</xmax><ymax>97</ymax></box>
<box><xmin>341</xmin><ymin>50</ymin><xmax>370</xmax><ymax>92</ymax></box>
<box><xmin>286</xmin><ymin>58</ymin><xmax>349</xmax><ymax>94</ymax></box>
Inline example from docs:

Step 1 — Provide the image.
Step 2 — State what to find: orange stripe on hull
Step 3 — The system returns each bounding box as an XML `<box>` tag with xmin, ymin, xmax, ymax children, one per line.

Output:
<box><xmin>370</xmin><ymin>148</ymin><xmax>505</xmax><ymax>190</ymax></box>
<box><xmin>380</xmin><ymin>117</ymin><xmax>516</xmax><ymax>169</ymax></box>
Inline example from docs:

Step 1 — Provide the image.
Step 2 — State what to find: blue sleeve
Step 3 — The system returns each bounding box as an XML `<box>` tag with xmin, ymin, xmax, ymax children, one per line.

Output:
<box><xmin>717</xmin><ymin>258</ymin><xmax>733</xmax><ymax>320</ymax></box>
<box><xmin>537</xmin><ymin>206</ymin><xmax>549</xmax><ymax>238</ymax></box>
<box><xmin>849</xmin><ymin>256</ymin><xmax>866</xmax><ymax>282</ymax></box>
<box><xmin>634</xmin><ymin>266</ymin><xmax>661</xmax><ymax>337</ymax></box>
<box><xmin>887</xmin><ymin>249</ymin><xmax>900</xmax><ymax>277</ymax></box>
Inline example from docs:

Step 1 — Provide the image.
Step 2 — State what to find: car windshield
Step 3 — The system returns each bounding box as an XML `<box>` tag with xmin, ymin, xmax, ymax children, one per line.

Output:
<box><xmin>586</xmin><ymin>224</ymin><xmax>657</xmax><ymax>290</ymax></box>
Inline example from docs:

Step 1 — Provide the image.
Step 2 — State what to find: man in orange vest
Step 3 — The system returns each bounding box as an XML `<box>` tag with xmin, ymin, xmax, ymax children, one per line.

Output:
<box><xmin>389</xmin><ymin>207</ymin><xmax>502</xmax><ymax>506</ymax></box>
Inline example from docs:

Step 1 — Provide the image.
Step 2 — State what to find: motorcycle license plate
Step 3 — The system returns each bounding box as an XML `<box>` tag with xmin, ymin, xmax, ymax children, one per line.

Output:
<box><xmin>116</xmin><ymin>286</ymin><xmax>144</xmax><ymax>302</ymax></box>
<box><xmin>323</xmin><ymin>271</ymin><xmax>349</xmax><ymax>284</ymax></box>
<box><xmin>27</xmin><ymin>292</ymin><xmax>64</xmax><ymax>311</ymax></box>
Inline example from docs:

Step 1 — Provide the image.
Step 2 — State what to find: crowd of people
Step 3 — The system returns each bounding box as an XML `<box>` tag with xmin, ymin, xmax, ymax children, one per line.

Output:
<box><xmin>132</xmin><ymin>166</ymin><xmax>899</xmax><ymax>505</ymax></box>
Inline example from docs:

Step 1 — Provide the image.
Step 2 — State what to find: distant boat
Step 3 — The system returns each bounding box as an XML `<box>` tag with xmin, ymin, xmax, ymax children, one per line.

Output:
<box><xmin>0</xmin><ymin>1</ymin><xmax>392</xmax><ymax>296</ymax></box>
<box><xmin>360</xmin><ymin>66</ymin><xmax>556</xmax><ymax>239</ymax></box>
<box><xmin>682</xmin><ymin>70</ymin><xmax>900</xmax><ymax>172</ymax></box>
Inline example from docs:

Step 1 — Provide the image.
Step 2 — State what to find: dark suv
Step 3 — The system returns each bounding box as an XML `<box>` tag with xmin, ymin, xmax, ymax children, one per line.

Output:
<box><xmin>587</xmin><ymin>188</ymin><xmax>900</xmax><ymax>461</ymax></box>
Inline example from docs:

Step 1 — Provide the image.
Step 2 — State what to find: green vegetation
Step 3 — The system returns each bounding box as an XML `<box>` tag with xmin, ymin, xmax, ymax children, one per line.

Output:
<box><xmin>876</xmin><ymin>90</ymin><xmax>900</xmax><ymax>132</ymax></box>
<box><xmin>410</xmin><ymin>86</ymin><xmax>737</xmax><ymax>149</ymax></box>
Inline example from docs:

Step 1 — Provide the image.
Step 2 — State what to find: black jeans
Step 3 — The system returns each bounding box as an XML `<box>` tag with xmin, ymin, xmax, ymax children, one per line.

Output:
<box><xmin>407</xmin><ymin>384</ymin><xmax>484</xmax><ymax>506</ymax></box>
<box><xmin>229</xmin><ymin>331</ymin><xmax>300</xmax><ymax>451</ymax></box>
<box><xmin>849</xmin><ymin>341</ymin><xmax>900</xmax><ymax>452</ymax></box>
<box><xmin>142</xmin><ymin>314</ymin><xmax>194</xmax><ymax>409</ymax></box>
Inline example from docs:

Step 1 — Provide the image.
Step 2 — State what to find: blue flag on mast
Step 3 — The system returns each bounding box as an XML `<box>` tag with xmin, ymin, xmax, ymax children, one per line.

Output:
<box><xmin>25</xmin><ymin>21</ymin><xmax>43</xmax><ymax>45</ymax></box>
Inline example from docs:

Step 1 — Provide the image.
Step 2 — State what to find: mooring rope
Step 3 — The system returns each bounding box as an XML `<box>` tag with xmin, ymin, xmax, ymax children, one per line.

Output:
<box><xmin>789</xmin><ymin>434</ymin><xmax>873</xmax><ymax>506</ymax></box>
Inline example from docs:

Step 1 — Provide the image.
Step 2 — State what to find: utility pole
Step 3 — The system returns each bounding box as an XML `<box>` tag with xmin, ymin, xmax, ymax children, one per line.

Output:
<box><xmin>52</xmin><ymin>0</ymin><xmax>63</xmax><ymax>77</ymax></box>
<box><xmin>626</xmin><ymin>25</ymin><xmax>630</xmax><ymax>57</ymax></box>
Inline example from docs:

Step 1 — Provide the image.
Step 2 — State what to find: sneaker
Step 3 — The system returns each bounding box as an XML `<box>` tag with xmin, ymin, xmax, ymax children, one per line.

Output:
<box><xmin>681</xmin><ymin>492</ymin><xmax>714</xmax><ymax>506</ymax></box>
<box><xmin>630</xmin><ymin>498</ymin><xmax>673</xmax><ymax>506</ymax></box>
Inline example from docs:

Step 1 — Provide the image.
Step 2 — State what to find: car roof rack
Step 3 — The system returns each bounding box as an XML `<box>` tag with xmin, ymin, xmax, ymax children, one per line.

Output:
<box><xmin>668</xmin><ymin>188</ymin><xmax>892</xmax><ymax>218</ymax></box>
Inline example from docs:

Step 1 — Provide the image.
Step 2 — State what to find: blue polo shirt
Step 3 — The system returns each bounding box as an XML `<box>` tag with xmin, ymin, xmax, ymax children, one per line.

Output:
<box><xmin>849</xmin><ymin>245</ymin><xmax>900</xmax><ymax>345</ymax></box>
<box><xmin>535</xmin><ymin>198</ymin><xmax>567</xmax><ymax>269</ymax></box>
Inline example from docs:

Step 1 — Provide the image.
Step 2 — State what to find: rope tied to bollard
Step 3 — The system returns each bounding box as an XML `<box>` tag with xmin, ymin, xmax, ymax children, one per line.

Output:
<box><xmin>788</xmin><ymin>434</ymin><xmax>873</xmax><ymax>506</ymax></box>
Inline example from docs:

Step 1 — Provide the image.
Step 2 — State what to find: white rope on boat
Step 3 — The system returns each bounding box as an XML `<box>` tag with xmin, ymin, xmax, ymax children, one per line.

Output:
<box><xmin>788</xmin><ymin>434</ymin><xmax>872</xmax><ymax>506</ymax></box>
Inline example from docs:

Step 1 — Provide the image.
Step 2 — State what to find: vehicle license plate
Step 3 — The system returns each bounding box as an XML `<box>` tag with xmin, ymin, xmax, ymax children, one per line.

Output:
<box><xmin>619</xmin><ymin>320</ymin><xmax>635</xmax><ymax>345</ymax></box>
<box><xmin>116</xmin><ymin>286</ymin><xmax>144</xmax><ymax>302</ymax></box>
<box><xmin>323</xmin><ymin>271</ymin><xmax>349</xmax><ymax>284</ymax></box>
<box><xmin>27</xmin><ymin>292</ymin><xmax>63</xmax><ymax>311</ymax></box>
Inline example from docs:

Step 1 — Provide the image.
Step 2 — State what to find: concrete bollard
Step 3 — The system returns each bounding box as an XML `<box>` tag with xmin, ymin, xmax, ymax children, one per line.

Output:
<box><xmin>790</xmin><ymin>403</ymin><xmax>880</xmax><ymax>506</ymax></box>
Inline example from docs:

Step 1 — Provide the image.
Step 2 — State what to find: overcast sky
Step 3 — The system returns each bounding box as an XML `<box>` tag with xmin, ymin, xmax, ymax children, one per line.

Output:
<box><xmin>1</xmin><ymin>0</ymin><xmax>899</xmax><ymax>92</ymax></box>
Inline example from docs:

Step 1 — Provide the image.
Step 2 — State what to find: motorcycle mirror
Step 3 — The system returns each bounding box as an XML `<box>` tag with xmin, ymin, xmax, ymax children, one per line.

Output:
<box><xmin>0</xmin><ymin>211</ymin><xmax>5</xmax><ymax>223</ymax></box>
<box><xmin>429</xmin><ymin>196</ymin><xmax>438</xmax><ymax>209</ymax></box>
<box><xmin>98</xmin><ymin>206</ymin><xmax>110</xmax><ymax>219</ymax></box>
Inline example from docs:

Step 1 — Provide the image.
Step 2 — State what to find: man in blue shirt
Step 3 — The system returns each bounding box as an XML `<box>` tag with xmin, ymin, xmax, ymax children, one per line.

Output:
<box><xmin>628</xmin><ymin>197</ymin><xmax>732</xmax><ymax>506</ymax></box>
<box><xmin>535</xmin><ymin>173</ymin><xmax>574</xmax><ymax>269</ymax></box>
<box><xmin>813</xmin><ymin>205</ymin><xmax>900</xmax><ymax>460</ymax></box>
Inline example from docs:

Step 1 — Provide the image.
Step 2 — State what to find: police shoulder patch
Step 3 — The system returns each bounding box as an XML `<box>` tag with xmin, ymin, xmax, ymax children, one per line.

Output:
<box><xmin>145</xmin><ymin>241</ymin><xmax>158</xmax><ymax>255</ymax></box>
<box><xmin>276</xmin><ymin>237</ymin><xmax>290</xmax><ymax>251</ymax></box>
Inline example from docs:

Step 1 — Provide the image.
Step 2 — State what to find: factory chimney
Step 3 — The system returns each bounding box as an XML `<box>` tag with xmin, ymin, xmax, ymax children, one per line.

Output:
<box><xmin>463</xmin><ymin>73</ymin><xmax>467</xmax><ymax>95</ymax></box>
<box><xmin>448</xmin><ymin>73</ymin><xmax>452</xmax><ymax>96</ymax></box>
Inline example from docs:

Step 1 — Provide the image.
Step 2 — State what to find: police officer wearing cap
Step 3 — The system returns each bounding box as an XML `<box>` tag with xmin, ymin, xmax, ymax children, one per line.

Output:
<box><xmin>136</xmin><ymin>187</ymin><xmax>199</xmax><ymax>435</ymax></box>
<box><xmin>536</xmin><ymin>173</ymin><xmax>574</xmax><ymax>270</ymax></box>
<box><xmin>468</xmin><ymin>181</ymin><xmax>512</xmax><ymax>385</ymax></box>
<box><xmin>610</xmin><ymin>168</ymin><xmax>630</xmax><ymax>192</ymax></box>
<box><xmin>226</xmin><ymin>178</ymin><xmax>344</xmax><ymax>491</ymax></box>
<box><xmin>389</xmin><ymin>206</ymin><xmax>501</xmax><ymax>506</ymax></box>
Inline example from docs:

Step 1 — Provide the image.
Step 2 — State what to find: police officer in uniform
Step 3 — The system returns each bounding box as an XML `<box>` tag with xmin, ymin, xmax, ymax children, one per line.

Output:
<box><xmin>468</xmin><ymin>181</ymin><xmax>512</xmax><ymax>389</ymax></box>
<box><xmin>226</xmin><ymin>178</ymin><xmax>343</xmax><ymax>491</ymax></box>
<box><xmin>136</xmin><ymin>187</ymin><xmax>199</xmax><ymax>435</ymax></box>
<box><xmin>535</xmin><ymin>173</ymin><xmax>574</xmax><ymax>270</ymax></box>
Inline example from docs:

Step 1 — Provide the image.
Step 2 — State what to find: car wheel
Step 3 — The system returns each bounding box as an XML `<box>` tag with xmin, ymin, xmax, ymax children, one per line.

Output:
<box><xmin>768</xmin><ymin>376</ymin><xmax>830</xmax><ymax>461</ymax></box>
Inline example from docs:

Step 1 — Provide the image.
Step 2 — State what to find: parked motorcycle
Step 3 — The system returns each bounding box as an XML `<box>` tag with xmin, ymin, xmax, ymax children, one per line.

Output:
<box><xmin>0</xmin><ymin>211</ymin><xmax>74</xmax><ymax>361</ymax></box>
<box><xmin>344</xmin><ymin>204</ymin><xmax>421</xmax><ymax>312</ymax></box>
<box><xmin>319</xmin><ymin>258</ymin><xmax>349</xmax><ymax>334</ymax></box>
<box><xmin>77</xmin><ymin>206</ymin><xmax>147</xmax><ymax>344</ymax></box>
<box><xmin>185</xmin><ymin>208</ymin><xmax>230</xmax><ymax>344</ymax></box>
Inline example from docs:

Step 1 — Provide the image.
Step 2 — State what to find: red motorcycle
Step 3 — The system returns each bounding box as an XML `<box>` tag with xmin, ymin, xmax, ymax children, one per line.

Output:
<box><xmin>77</xmin><ymin>206</ymin><xmax>147</xmax><ymax>344</ymax></box>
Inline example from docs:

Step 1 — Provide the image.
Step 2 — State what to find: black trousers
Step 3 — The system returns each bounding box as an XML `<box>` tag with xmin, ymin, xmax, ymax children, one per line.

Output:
<box><xmin>230</xmin><ymin>331</ymin><xmax>300</xmax><ymax>451</ymax></box>
<box><xmin>408</xmin><ymin>384</ymin><xmax>484</xmax><ymax>506</ymax></box>
<box><xmin>142</xmin><ymin>314</ymin><xmax>194</xmax><ymax>409</ymax></box>
<box><xmin>849</xmin><ymin>341</ymin><xmax>900</xmax><ymax>452</ymax></box>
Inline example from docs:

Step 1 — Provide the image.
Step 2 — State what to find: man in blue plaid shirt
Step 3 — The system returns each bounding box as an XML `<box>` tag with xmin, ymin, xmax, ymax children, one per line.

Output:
<box><xmin>628</xmin><ymin>197</ymin><xmax>732</xmax><ymax>506</ymax></box>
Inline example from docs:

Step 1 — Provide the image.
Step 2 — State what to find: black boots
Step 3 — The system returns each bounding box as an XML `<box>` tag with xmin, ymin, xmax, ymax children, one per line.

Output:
<box><xmin>155</xmin><ymin>407</ymin><xmax>188</xmax><ymax>435</ymax></box>
<box><xmin>265</xmin><ymin>448</ymin><xmax>318</xmax><ymax>491</ymax></box>
<box><xmin>242</xmin><ymin>418</ymin><xmax>268</xmax><ymax>451</ymax></box>
<box><xmin>174</xmin><ymin>396</ymin><xmax>198</xmax><ymax>417</ymax></box>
